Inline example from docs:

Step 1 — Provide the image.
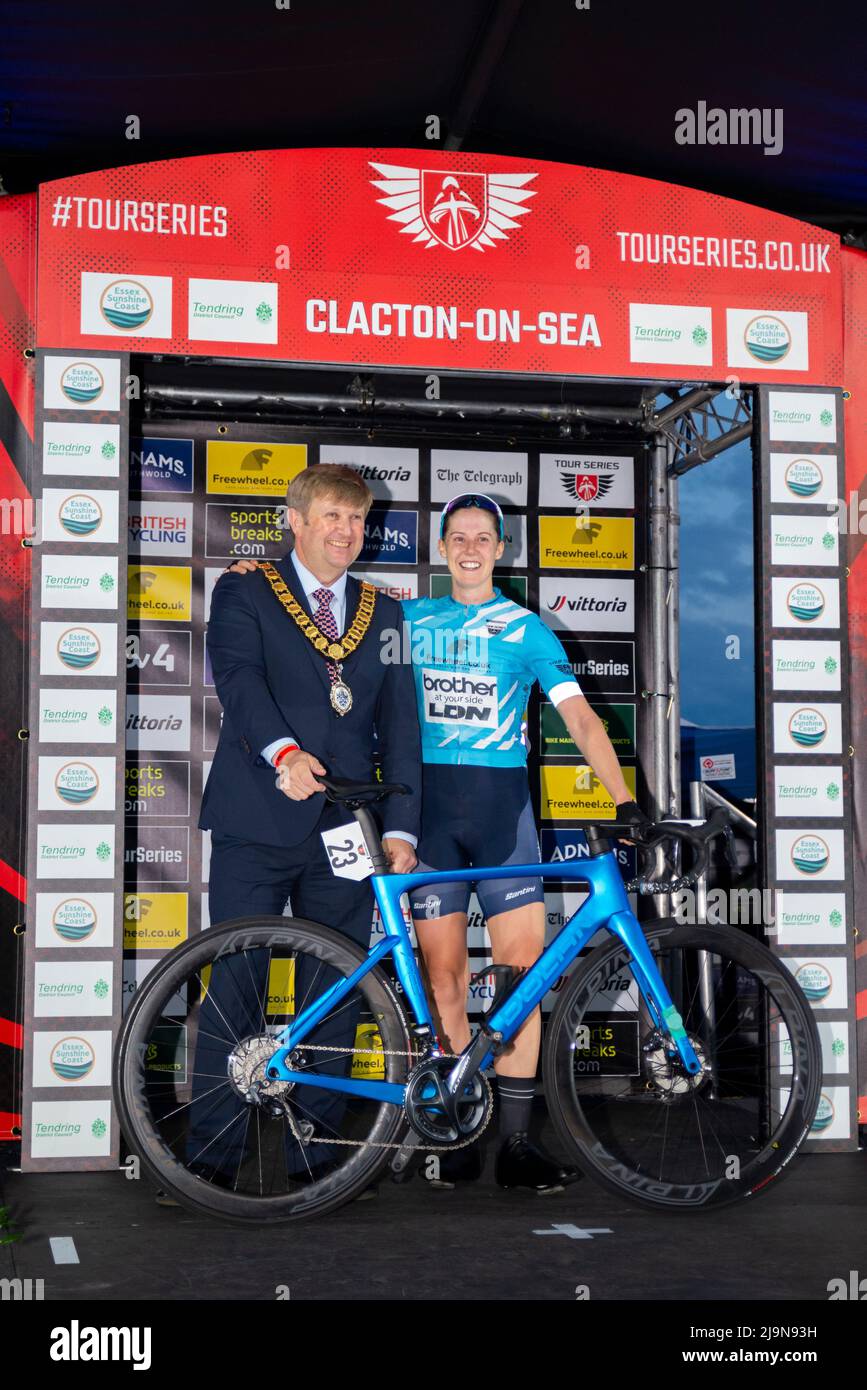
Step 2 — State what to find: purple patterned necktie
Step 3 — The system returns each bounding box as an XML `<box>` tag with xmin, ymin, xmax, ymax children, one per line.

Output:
<box><xmin>312</xmin><ymin>587</ymin><xmax>340</xmax><ymax>678</ymax></box>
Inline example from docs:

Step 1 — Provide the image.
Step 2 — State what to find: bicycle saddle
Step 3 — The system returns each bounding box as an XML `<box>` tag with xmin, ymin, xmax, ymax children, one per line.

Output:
<box><xmin>317</xmin><ymin>775</ymin><xmax>410</xmax><ymax>806</ymax></box>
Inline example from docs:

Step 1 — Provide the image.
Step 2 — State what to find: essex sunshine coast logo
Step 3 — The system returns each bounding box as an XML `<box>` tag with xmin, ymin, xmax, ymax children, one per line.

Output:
<box><xmin>369</xmin><ymin>163</ymin><xmax>537</xmax><ymax>251</ymax></box>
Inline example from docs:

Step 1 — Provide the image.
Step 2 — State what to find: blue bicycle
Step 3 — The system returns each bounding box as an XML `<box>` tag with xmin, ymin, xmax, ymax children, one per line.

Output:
<box><xmin>114</xmin><ymin>778</ymin><xmax>821</xmax><ymax>1221</ymax></box>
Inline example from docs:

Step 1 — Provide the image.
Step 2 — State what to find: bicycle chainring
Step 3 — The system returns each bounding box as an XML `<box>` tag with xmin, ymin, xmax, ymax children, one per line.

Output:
<box><xmin>404</xmin><ymin>1057</ymin><xmax>493</xmax><ymax>1145</ymax></box>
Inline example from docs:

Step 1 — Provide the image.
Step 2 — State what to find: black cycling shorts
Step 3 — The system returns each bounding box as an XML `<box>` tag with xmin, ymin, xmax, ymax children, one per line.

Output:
<box><xmin>409</xmin><ymin>764</ymin><xmax>544</xmax><ymax>921</ymax></box>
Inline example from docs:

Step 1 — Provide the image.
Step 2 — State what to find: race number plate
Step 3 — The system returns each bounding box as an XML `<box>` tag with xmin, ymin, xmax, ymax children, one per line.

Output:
<box><xmin>320</xmin><ymin>822</ymin><xmax>373</xmax><ymax>881</ymax></box>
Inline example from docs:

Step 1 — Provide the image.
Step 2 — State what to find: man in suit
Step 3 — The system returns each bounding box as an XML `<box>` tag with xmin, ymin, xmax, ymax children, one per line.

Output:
<box><xmin>187</xmin><ymin>463</ymin><xmax>421</xmax><ymax>1188</ymax></box>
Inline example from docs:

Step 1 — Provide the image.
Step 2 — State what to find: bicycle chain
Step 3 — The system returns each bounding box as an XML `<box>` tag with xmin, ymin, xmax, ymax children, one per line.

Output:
<box><xmin>275</xmin><ymin>1043</ymin><xmax>494</xmax><ymax>1153</ymax></box>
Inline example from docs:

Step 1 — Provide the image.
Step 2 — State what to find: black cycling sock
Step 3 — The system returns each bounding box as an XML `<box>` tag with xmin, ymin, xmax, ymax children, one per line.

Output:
<box><xmin>497</xmin><ymin>1075</ymin><xmax>535</xmax><ymax>1140</ymax></box>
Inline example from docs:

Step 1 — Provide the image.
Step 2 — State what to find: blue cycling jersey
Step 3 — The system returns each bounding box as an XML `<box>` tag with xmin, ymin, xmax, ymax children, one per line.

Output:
<box><xmin>401</xmin><ymin>590</ymin><xmax>582</xmax><ymax>767</ymax></box>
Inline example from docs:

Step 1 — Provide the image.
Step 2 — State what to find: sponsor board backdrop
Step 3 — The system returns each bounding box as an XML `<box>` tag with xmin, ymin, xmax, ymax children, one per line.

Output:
<box><xmin>143</xmin><ymin>423</ymin><xmax>648</xmax><ymax>1096</ymax></box>
<box><xmin>23</xmin><ymin>391</ymin><xmax>647</xmax><ymax>1162</ymax></box>
<box><xmin>16</xmin><ymin>148</ymin><xmax>864</xmax><ymax>1164</ymax></box>
<box><xmin>756</xmin><ymin>385</ymin><xmax>857</xmax><ymax>1148</ymax></box>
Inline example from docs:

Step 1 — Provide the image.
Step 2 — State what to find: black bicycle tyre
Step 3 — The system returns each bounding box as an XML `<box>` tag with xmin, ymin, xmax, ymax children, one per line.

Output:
<box><xmin>114</xmin><ymin>915</ymin><xmax>414</xmax><ymax>1223</ymax></box>
<box><xmin>542</xmin><ymin>920</ymin><xmax>822</xmax><ymax>1212</ymax></box>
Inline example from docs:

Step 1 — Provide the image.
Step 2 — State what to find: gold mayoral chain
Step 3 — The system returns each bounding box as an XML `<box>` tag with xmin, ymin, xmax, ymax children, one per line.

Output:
<box><xmin>259</xmin><ymin>562</ymin><xmax>377</xmax><ymax>715</ymax></box>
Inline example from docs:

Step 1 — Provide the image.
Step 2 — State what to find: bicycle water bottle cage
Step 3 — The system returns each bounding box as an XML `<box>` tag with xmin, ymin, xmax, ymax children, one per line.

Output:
<box><xmin>469</xmin><ymin>964</ymin><xmax>525</xmax><ymax>1013</ymax></box>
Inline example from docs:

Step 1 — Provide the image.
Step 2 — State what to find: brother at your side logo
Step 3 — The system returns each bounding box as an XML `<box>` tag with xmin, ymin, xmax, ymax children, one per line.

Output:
<box><xmin>50</xmin><ymin>1321</ymin><xmax>151</xmax><ymax>1370</ymax></box>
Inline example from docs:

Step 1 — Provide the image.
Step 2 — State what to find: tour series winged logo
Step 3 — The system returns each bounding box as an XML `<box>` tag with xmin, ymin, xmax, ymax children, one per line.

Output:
<box><xmin>369</xmin><ymin>163</ymin><xmax>537</xmax><ymax>251</ymax></box>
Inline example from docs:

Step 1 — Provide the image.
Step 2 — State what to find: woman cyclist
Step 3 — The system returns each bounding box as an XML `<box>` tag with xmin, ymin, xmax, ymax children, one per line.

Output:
<box><xmin>228</xmin><ymin>490</ymin><xmax>645</xmax><ymax>1193</ymax></box>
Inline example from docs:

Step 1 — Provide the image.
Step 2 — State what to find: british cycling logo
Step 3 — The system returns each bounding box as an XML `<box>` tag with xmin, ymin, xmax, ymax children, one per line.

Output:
<box><xmin>370</xmin><ymin>163</ymin><xmax>537</xmax><ymax>252</ymax></box>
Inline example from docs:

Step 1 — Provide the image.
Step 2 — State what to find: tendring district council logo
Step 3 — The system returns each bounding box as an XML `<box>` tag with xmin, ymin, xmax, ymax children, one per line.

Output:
<box><xmin>59</xmin><ymin>493</ymin><xmax>103</xmax><ymax>537</ymax></box>
<box><xmin>98</xmin><ymin>278</ymin><xmax>154</xmax><ymax>331</ymax></box>
<box><xmin>370</xmin><ymin>163</ymin><xmax>536</xmax><ymax>252</ymax></box>
<box><xmin>60</xmin><ymin>361</ymin><xmax>104</xmax><ymax>404</ymax></box>
<box><xmin>743</xmin><ymin>314</ymin><xmax>792</xmax><ymax>364</ymax></box>
<box><xmin>54</xmin><ymin>761</ymin><xmax>99</xmax><ymax>806</ymax></box>
<box><xmin>50</xmin><ymin>1036</ymin><xmax>96</xmax><ymax>1082</ymax></box>
<box><xmin>57</xmin><ymin>626</ymin><xmax>101</xmax><ymax>670</ymax></box>
<box><xmin>51</xmin><ymin>897</ymin><xmax>98</xmax><ymax>941</ymax></box>
<box><xmin>784</xmin><ymin>458</ymin><xmax>823</xmax><ymax>499</ymax></box>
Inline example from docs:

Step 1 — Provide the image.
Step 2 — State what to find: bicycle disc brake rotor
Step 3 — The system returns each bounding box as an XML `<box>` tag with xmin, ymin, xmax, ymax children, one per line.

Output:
<box><xmin>404</xmin><ymin>1057</ymin><xmax>492</xmax><ymax>1145</ymax></box>
<box><xmin>226</xmin><ymin>1035</ymin><xmax>295</xmax><ymax>1104</ymax></box>
<box><xmin>642</xmin><ymin>1030</ymin><xmax>710</xmax><ymax>1099</ymax></box>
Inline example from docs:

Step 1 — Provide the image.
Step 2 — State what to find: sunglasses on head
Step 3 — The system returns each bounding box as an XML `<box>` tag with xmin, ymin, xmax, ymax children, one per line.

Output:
<box><xmin>440</xmin><ymin>493</ymin><xmax>505</xmax><ymax>540</ymax></box>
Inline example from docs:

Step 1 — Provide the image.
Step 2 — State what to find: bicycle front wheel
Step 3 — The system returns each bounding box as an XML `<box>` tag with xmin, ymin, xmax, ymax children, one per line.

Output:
<box><xmin>543</xmin><ymin>920</ymin><xmax>821</xmax><ymax>1212</ymax></box>
<box><xmin>114</xmin><ymin>916</ymin><xmax>414</xmax><ymax>1222</ymax></box>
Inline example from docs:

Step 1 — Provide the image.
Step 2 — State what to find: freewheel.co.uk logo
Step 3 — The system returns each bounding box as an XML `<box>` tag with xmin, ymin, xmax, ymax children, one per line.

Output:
<box><xmin>60</xmin><ymin>362</ymin><xmax>104</xmax><ymax>405</ymax></box>
<box><xmin>52</xmin><ymin>897</ymin><xmax>98</xmax><ymax>942</ymax></box>
<box><xmin>50</xmin><ymin>1036</ymin><xmax>96</xmax><ymax>1082</ymax></box>
<box><xmin>99</xmin><ymin>278</ymin><xmax>154</xmax><ymax>331</ymax></box>
<box><xmin>785</xmin><ymin>458</ymin><xmax>823</xmax><ymax>498</ymax></box>
<box><xmin>744</xmin><ymin>314</ymin><xmax>791</xmax><ymax>363</ymax></box>
<box><xmin>58</xmin><ymin>493</ymin><xmax>103</xmax><ymax>538</ymax></box>
<box><xmin>369</xmin><ymin>162</ymin><xmax>537</xmax><ymax>252</ymax></box>
<box><xmin>57</xmin><ymin>626</ymin><xmax>101</xmax><ymax>670</ymax></box>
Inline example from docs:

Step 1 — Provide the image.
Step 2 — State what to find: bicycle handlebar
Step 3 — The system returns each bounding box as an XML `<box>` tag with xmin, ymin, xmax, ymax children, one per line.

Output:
<box><xmin>597</xmin><ymin>807</ymin><xmax>736</xmax><ymax>894</ymax></box>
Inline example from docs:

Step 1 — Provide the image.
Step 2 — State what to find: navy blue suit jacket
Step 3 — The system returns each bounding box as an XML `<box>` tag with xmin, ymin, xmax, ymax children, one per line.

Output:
<box><xmin>199</xmin><ymin>554</ymin><xmax>421</xmax><ymax>847</ymax></box>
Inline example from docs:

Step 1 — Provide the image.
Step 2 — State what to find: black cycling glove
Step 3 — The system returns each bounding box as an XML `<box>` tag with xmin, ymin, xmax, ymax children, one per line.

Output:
<box><xmin>614</xmin><ymin>799</ymin><xmax>653</xmax><ymax>839</ymax></box>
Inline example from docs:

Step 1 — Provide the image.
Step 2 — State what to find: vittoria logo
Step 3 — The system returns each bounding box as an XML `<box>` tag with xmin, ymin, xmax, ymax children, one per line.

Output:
<box><xmin>60</xmin><ymin>362</ymin><xmax>104</xmax><ymax>404</ymax></box>
<box><xmin>743</xmin><ymin>314</ymin><xmax>791</xmax><ymax>364</ymax></box>
<box><xmin>52</xmin><ymin>897</ymin><xmax>98</xmax><ymax>942</ymax></box>
<box><xmin>99</xmin><ymin>278</ymin><xmax>154</xmax><ymax>331</ymax></box>
<box><xmin>370</xmin><ymin>162</ymin><xmax>536</xmax><ymax>252</ymax></box>
<box><xmin>57</xmin><ymin>627</ymin><xmax>101</xmax><ymax>671</ymax></box>
<box><xmin>59</xmin><ymin>493</ymin><xmax>103</xmax><ymax>537</ymax></box>
<box><xmin>50</xmin><ymin>1036</ymin><xmax>96</xmax><ymax>1082</ymax></box>
<box><xmin>560</xmin><ymin>472</ymin><xmax>615</xmax><ymax>503</ymax></box>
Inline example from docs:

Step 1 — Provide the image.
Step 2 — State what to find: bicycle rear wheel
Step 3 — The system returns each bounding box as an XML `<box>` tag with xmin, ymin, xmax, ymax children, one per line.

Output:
<box><xmin>543</xmin><ymin>920</ymin><xmax>821</xmax><ymax>1212</ymax></box>
<box><xmin>114</xmin><ymin>916</ymin><xmax>414</xmax><ymax>1222</ymax></box>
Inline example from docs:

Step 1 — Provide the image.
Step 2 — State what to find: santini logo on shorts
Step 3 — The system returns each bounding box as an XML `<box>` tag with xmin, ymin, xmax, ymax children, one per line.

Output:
<box><xmin>422</xmin><ymin>669</ymin><xmax>499</xmax><ymax>728</ymax></box>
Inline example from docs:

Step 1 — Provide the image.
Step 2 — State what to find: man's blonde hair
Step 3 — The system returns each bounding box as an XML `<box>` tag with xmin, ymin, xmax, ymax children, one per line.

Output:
<box><xmin>286</xmin><ymin>463</ymin><xmax>373</xmax><ymax>519</ymax></box>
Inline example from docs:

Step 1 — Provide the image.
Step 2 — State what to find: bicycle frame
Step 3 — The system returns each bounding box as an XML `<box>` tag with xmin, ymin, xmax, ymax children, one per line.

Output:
<box><xmin>262</xmin><ymin>850</ymin><xmax>702</xmax><ymax>1105</ymax></box>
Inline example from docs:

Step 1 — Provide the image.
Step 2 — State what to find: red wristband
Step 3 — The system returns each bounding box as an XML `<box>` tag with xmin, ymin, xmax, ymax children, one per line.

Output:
<box><xmin>274</xmin><ymin>743</ymin><xmax>299</xmax><ymax>767</ymax></box>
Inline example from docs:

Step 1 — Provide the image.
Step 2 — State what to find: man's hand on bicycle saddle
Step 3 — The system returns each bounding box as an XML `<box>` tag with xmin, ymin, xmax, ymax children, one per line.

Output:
<box><xmin>276</xmin><ymin>749</ymin><xmax>328</xmax><ymax>800</ymax></box>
